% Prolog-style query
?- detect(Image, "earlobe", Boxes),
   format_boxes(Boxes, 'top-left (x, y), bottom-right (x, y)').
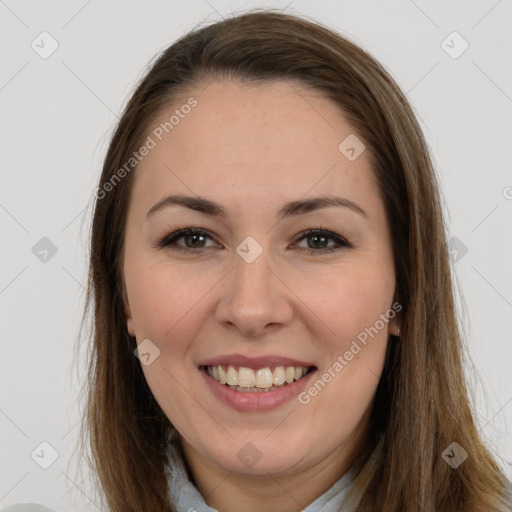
top-left (122, 277), bottom-right (136, 337)
top-left (389, 292), bottom-right (401, 337)
top-left (389, 316), bottom-right (400, 337)
top-left (124, 300), bottom-right (136, 337)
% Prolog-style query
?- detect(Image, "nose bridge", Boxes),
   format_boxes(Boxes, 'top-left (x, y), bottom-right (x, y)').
top-left (232, 237), bottom-right (275, 309)
top-left (215, 236), bottom-right (292, 336)
top-left (234, 240), bottom-right (272, 296)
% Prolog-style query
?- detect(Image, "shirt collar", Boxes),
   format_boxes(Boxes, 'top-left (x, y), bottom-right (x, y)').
top-left (165, 442), bottom-right (360, 512)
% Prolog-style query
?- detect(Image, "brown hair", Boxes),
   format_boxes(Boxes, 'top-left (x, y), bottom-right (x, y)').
top-left (76, 8), bottom-right (512, 511)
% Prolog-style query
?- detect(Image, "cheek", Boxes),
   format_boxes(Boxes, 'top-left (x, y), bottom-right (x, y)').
top-left (298, 265), bottom-right (392, 431)
top-left (124, 260), bottom-right (213, 411)
top-left (126, 258), bottom-right (224, 388)
top-left (124, 257), bottom-right (218, 352)
top-left (292, 261), bottom-right (393, 348)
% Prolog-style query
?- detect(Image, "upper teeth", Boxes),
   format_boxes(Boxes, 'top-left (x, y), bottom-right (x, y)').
top-left (206, 365), bottom-right (309, 388)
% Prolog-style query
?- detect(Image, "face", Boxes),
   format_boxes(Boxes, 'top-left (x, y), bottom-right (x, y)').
top-left (122, 79), bottom-right (398, 477)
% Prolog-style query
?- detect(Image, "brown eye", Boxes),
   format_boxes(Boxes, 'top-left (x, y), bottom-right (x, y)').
top-left (158, 228), bottom-right (218, 251)
top-left (294, 229), bottom-right (351, 255)
top-left (156, 227), bottom-right (351, 256)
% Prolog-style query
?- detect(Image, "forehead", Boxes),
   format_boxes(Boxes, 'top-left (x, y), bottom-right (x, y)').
top-left (132, 79), bottom-right (381, 220)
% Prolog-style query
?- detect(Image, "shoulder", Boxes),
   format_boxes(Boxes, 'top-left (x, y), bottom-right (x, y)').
top-left (2, 505), bottom-right (60, 512)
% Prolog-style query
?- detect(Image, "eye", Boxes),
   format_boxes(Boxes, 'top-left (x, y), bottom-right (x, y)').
top-left (156, 226), bottom-right (352, 255)
top-left (157, 227), bottom-right (218, 252)
top-left (293, 228), bottom-right (352, 255)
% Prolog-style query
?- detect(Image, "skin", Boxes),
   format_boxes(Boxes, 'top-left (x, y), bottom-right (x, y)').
top-left (122, 79), bottom-right (399, 512)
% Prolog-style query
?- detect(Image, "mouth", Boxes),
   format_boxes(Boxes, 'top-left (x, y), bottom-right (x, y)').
top-left (197, 354), bottom-right (318, 411)
top-left (200, 364), bottom-right (316, 393)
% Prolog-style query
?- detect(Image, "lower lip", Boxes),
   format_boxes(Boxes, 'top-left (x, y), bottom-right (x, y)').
top-left (199, 367), bottom-right (317, 412)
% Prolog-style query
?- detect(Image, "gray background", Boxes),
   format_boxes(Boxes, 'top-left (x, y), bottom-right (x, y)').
top-left (1, 1), bottom-right (511, 510)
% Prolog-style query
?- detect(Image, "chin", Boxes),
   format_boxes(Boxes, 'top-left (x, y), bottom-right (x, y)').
top-left (203, 438), bottom-right (309, 476)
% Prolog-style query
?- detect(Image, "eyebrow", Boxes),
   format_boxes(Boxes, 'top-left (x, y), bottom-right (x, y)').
top-left (146, 194), bottom-right (367, 220)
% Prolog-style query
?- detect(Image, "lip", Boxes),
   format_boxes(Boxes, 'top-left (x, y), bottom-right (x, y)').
top-left (199, 366), bottom-right (317, 412)
top-left (197, 353), bottom-right (315, 370)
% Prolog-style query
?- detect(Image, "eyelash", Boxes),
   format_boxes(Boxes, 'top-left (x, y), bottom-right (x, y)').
top-left (156, 225), bottom-right (352, 256)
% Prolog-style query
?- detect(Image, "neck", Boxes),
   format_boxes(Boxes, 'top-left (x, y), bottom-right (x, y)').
top-left (180, 438), bottom-right (361, 512)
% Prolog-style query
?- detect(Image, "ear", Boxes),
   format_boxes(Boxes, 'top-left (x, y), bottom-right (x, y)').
top-left (388, 293), bottom-right (401, 337)
top-left (124, 299), bottom-right (136, 337)
top-left (122, 282), bottom-right (136, 337)
top-left (388, 315), bottom-right (400, 337)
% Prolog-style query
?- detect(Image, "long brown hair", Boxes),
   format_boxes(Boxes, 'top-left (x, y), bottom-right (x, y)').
top-left (76, 9), bottom-right (512, 511)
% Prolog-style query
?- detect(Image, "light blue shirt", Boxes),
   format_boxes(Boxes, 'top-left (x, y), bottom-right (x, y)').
top-left (3, 442), bottom-right (361, 512)
top-left (164, 442), bottom-right (360, 512)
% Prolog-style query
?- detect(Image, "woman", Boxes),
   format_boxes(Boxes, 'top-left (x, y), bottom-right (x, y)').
top-left (8, 8), bottom-right (511, 512)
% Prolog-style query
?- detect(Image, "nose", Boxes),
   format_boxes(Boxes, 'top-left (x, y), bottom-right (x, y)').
top-left (214, 245), bottom-right (293, 339)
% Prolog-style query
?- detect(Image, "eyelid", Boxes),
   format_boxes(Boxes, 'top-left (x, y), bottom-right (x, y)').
top-left (292, 228), bottom-right (351, 246)
top-left (156, 226), bottom-right (352, 253)
top-left (156, 226), bottom-right (217, 249)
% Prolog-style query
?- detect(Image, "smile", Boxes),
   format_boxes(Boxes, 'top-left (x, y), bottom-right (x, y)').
top-left (203, 364), bottom-right (314, 392)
